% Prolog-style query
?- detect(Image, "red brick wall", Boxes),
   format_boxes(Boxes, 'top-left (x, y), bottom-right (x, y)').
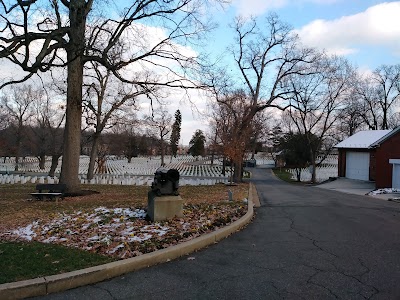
top-left (375, 133), bottom-right (400, 188)
top-left (338, 149), bottom-right (346, 177)
top-left (369, 150), bottom-right (376, 181)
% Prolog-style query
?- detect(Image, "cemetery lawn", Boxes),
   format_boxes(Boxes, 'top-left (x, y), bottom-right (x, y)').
top-left (272, 168), bottom-right (295, 182)
top-left (0, 241), bottom-right (115, 284)
top-left (0, 183), bottom-right (248, 284)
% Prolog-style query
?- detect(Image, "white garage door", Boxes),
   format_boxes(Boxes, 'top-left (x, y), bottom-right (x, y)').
top-left (346, 152), bottom-right (370, 181)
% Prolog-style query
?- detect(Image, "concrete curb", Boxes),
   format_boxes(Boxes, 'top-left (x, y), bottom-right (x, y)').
top-left (249, 183), bottom-right (261, 208)
top-left (0, 187), bottom-right (256, 300)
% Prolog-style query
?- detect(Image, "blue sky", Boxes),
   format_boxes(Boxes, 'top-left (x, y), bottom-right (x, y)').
top-left (173, 1), bottom-right (400, 145)
top-left (207, 1), bottom-right (400, 70)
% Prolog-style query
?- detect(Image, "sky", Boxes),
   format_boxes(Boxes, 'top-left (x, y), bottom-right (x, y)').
top-left (171, 0), bottom-right (400, 145)
top-left (2, 1), bottom-right (399, 147)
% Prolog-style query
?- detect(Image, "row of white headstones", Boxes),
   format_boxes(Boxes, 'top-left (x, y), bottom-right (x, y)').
top-left (0, 155), bottom-right (264, 186)
top-left (285, 155), bottom-right (339, 182)
top-left (0, 154), bottom-right (338, 185)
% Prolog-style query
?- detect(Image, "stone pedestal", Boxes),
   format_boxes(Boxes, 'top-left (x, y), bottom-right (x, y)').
top-left (147, 191), bottom-right (183, 222)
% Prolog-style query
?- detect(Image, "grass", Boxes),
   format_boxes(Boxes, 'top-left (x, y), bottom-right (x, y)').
top-left (0, 242), bottom-right (115, 284)
top-left (272, 168), bottom-right (296, 183)
top-left (0, 183), bottom-right (248, 284)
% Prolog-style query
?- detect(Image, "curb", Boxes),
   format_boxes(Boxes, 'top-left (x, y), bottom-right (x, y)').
top-left (0, 187), bottom-right (256, 300)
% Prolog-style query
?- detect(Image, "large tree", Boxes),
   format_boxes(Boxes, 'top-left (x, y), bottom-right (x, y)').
top-left (284, 55), bottom-right (353, 183)
top-left (83, 61), bottom-right (146, 180)
top-left (207, 14), bottom-right (317, 180)
top-left (211, 91), bottom-right (254, 182)
top-left (0, 0), bottom-right (219, 192)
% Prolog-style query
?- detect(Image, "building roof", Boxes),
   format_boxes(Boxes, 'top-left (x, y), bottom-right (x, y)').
top-left (370, 126), bottom-right (400, 147)
top-left (335, 130), bottom-right (391, 149)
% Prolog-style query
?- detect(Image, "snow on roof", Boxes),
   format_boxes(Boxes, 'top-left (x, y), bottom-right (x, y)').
top-left (335, 130), bottom-right (391, 149)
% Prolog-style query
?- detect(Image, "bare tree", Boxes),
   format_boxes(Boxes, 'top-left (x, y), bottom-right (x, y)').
top-left (145, 107), bottom-right (172, 166)
top-left (0, 0), bottom-right (221, 192)
top-left (284, 56), bottom-right (353, 183)
top-left (1, 85), bottom-right (36, 170)
top-left (206, 119), bottom-right (222, 166)
top-left (372, 64), bottom-right (400, 129)
top-left (205, 14), bottom-right (317, 180)
top-left (211, 91), bottom-right (255, 182)
top-left (355, 64), bottom-right (400, 130)
top-left (29, 85), bottom-right (65, 173)
top-left (83, 61), bottom-right (148, 180)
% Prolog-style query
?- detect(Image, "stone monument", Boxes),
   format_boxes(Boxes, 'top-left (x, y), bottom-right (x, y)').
top-left (147, 168), bottom-right (183, 222)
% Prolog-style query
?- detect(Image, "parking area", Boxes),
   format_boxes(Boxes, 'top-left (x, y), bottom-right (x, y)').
top-left (315, 177), bottom-right (399, 201)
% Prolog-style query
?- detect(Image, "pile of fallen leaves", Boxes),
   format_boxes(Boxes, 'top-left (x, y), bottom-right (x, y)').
top-left (0, 202), bottom-right (247, 259)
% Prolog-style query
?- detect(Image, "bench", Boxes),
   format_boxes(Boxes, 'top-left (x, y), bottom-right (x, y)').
top-left (31, 184), bottom-right (67, 201)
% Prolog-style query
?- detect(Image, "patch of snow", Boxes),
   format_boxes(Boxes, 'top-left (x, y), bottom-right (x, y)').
top-left (88, 235), bottom-right (100, 241)
top-left (107, 243), bottom-right (125, 254)
top-left (12, 222), bottom-right (38, 241)
top-left (42, 236), bottom-right (59, 243)
top-left (368, 188), bottom-right (400, 195)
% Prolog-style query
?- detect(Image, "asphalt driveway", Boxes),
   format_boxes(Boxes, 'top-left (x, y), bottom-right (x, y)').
top-left (32, 167), bottom-right (400, 300)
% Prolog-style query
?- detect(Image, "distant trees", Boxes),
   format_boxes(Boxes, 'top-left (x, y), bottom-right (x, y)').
top-left (170, 110), bottom-right (182, 158)
top-left (284, 55), bottom-right (353, 182)
top-left (354, 64), bottom-right (400, 130)
top-left (82, 60), bottom-right (146, 180)
top-left (1, 85), bottom-right (35, 170)
top-left (189, 130), bottom-right (206, 157)
top-left (30, 86), bottom-right (65, 176)
top-left (202, 14), bottom-right (400, 184)
top-left (266, 124), bottom-right (285, 167)
top-left (281, 132), bottom-right (319, 182)
top-left (0, 0), bottom-right (221, 192)
top-left (145, 108), bottom-right (172, 166)
top-left (204, 13), bottom-right (317, 181)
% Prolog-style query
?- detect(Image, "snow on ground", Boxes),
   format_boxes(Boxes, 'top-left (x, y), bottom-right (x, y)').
top-left (0, 203), bottom-right (247, 259)
top-left (368, 188), bottom-right (400, 195)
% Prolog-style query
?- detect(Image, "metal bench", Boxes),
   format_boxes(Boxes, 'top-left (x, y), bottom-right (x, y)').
top-left (31, 183), bottom-right (66, 201)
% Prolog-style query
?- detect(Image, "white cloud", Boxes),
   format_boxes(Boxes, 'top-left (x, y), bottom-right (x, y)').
top-left (294, 2), bottom-right (400, 56)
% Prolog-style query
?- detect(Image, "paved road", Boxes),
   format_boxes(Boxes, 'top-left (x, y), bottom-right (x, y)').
top-left (32, 167), bottom-right (400, 300)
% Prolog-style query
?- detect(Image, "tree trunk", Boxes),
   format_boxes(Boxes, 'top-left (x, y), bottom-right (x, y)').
top-left (14, 156), bottom-right (19, 171)
top-left (87, 133), bottom-right (100, 180)
top-left (38, 154), bottom-right (46, 170)
top-left (233, 158), bottom-right (244, 183)
top-left (59, 1), bottom-right (86, 193)
top-left (382, 110), bottom-right (388, 130)
top-left (296, 168), bottom-right (301, 182)
top-left (311, 157), bottom-right (317, 183)
top-left (48, 155), bottom-right (61, 177)
top-left (160, 144), bottom-right (165, 166)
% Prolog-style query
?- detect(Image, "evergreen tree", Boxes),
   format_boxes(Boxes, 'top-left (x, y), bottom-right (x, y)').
top-left (281, 132), bottom-right (319, 181)
top-left (170, 110), bottom-right (182, 157)
top-left (189, 129), bottom-right (206, 157)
